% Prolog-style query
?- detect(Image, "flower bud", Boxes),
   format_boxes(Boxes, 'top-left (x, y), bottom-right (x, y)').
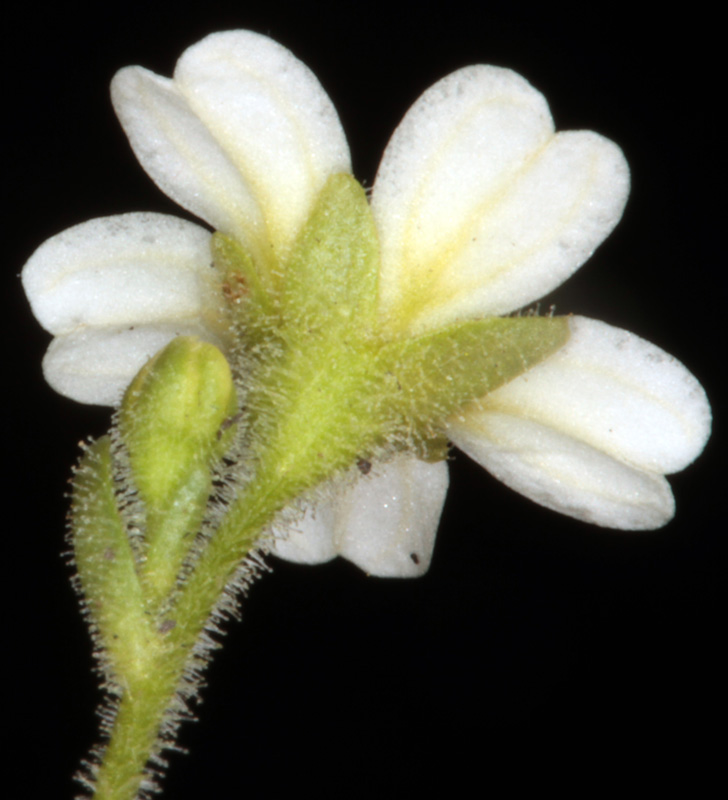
top-left (119, 336), bottom-right (237, 511)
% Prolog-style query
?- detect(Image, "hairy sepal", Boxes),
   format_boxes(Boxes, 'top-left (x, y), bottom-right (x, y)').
top-left (377, 315), bottom-right (571, 434)
top-left (71, 436), bottom-right (159, 688)
top-left (211, 232), bottom-right (277, 322)
top-left (242, 173), bottom-right (386, 495)
top-left (281, 172), bottom-right (379, 331)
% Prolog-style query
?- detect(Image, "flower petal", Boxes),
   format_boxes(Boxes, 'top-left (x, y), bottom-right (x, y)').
top-left (335, 456), bottom-right (449, 577)
top-left (42, 321), bottom-right (227, 406)
top-left (269, 499), bottom-right (338, 565)
top-left (175, 31), bottom-right (351, 255)
top-left (372, 66), bottom-right (629, 333)
top-left (450, 412), bottom-right (675, 529)
top-left (447, 317), bottom-right (711, 529)
top-left (272, 456), bottom-right (449, 577)
top-left (113, 30), bottom-right (351, 265)
top-left (21, 213), bottom-right (217, 335)
top-left (111, 67), bottom-right (262, 251)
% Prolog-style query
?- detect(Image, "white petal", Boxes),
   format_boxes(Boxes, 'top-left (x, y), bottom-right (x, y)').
top-left (472, 317), bottom-right (710, 473)
top-left (450, 411), bottom-right (675, 529)
top-left (447, 316), bottom-right (711, 529)
top-left (271, 456), bottom-right (449, 577)
top-left (335, 456), bottom-right (449, 577)
top-left (270, 501), bottom-right (338, 565)
top-left (173, 31), bottom-right (351, 260)
top-left (111, 67), bottom-right (262, 250)
top-left (372, 66), bottom-right (629, 333)
top-left (42, 321), bottom-right (228, 406)
top-left (21, 213), bottom-right (216, 335)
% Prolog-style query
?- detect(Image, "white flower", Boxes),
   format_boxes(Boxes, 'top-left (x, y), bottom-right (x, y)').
top-left (21, 31), bottom-right (711, 576)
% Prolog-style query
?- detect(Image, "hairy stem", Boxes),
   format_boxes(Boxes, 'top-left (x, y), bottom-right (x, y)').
top-left (92, 676), bottom-right (178, 800)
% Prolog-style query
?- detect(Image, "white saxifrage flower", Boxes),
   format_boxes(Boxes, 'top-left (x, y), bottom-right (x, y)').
top-left (21, 31), bottom-right (711, 577)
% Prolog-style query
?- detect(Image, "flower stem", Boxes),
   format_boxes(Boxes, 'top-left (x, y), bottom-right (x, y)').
top-left (92, 675), bottom-right (178, 800)
top-left (82, 487), bottom-right (273, 799)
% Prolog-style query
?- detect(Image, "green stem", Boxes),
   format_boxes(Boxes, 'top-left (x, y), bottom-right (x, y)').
top-left (93, 675), bottom-right (178, 800)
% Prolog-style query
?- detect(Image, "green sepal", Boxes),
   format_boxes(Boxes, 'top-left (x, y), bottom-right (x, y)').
top-left (376, 315), bottom-right (571, 430)
top-left (280, 173), bottom-right (379, 333)
top-left (211, 231), bottom-right (277, 321)
top-left (248, 334), bottom-right (388, 498)
top-left (70, 436), bottom-right (158, 685)
top-left (238, 174), bottom-right (384, 494)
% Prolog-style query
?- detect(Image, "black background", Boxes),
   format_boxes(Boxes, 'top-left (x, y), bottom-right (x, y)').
top-left (6, 3), bottom-right (722, 796)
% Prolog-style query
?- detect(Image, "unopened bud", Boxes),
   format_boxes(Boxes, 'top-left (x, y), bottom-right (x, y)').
top-left (119, 337), bottom-right (237, 510)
